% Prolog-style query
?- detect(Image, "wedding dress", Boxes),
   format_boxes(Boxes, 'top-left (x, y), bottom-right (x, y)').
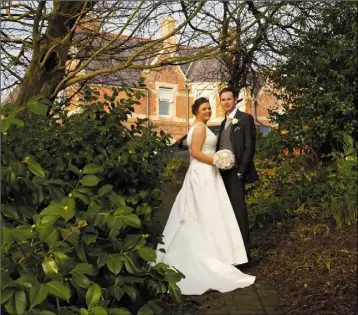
top-left (156, 123), bottom-right (255, 295)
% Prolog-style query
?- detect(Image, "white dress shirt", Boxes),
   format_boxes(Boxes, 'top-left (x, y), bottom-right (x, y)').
top-left (225, 107), bottom-right (238, 129)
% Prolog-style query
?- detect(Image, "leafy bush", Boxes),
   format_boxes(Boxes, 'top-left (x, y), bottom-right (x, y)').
top-left (1, 87), bottom-right (183, 315)
top-left (162, 156), bottom-right (190, 185)
top-left (321, 135), bottom-right (357, 228)
top-left (247, 134), bottom-right (357, 229)
top-left (255, 130), bottom-right (294, 160)
top-left (269, 2), bottom-right (357, 155)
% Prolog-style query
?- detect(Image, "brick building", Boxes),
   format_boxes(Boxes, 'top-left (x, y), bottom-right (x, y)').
top-left (65, 18), bottom-right (282, 140)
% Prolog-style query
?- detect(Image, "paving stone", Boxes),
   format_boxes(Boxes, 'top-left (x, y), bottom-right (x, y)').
top-left (175, 269), bottom-right (280, 315)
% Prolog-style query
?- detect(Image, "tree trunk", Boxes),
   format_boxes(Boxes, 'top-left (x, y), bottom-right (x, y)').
top-left (16, 1), bottom-right (93, 106)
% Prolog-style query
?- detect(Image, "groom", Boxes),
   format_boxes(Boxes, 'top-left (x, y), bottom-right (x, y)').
top-left (216, 87), bottom-right (259, 267)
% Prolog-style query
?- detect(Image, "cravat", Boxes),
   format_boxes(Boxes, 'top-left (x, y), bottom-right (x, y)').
top-left (225, 118), bottom-right (231, 129)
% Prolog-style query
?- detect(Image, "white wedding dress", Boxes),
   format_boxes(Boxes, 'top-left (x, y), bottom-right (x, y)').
top-left (156, 123), bottom-right (255, 295)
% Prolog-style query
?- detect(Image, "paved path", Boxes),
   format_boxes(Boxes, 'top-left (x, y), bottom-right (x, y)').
top-left (157, 184), bottom-right (281, 315)
top-left (181, 269), bottom-right (280, 315)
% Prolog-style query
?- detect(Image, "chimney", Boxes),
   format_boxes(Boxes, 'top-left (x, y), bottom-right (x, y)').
top-left (78, 15), bottom-right (101, 33)
top-left (159, 17), bottom-right (176, 47)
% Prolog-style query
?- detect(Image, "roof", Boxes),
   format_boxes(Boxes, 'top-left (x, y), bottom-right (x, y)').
top-left (72, 30), bottom-right (223, 86)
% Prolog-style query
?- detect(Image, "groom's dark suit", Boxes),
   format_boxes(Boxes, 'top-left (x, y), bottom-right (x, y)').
top-left (216, 109), bottom-right (258, 258)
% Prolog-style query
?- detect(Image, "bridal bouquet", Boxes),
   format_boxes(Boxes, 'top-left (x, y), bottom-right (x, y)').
top-left (213, 149), bottom-right (235, 170)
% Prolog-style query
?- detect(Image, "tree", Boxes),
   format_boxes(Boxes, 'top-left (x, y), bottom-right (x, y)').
top-left (180, 0), bottom-right (321, 95)
top-left (1, 0), bottom-right (219, 106)
top-left (269, 2), bottom-right (357, 154)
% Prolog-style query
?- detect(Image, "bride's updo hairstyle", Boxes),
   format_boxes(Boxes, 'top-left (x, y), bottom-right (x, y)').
top-left (192, 97), bottom-right (209, 116)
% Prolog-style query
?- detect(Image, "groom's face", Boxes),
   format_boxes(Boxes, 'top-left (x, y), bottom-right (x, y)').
top-left (220, 92), bottom-right (237, 114)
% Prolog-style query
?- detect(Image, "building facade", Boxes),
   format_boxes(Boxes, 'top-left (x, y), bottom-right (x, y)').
top-left (63, 17), bottom-right (281, 141)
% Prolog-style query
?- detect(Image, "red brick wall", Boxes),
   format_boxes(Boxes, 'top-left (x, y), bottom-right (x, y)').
top-left (65, 70), bottom-right (280, 141)
top-left (254, 85), bottom-right (280, 127)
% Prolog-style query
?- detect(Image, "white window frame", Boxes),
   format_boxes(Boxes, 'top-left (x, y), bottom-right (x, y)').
top-left (158, 87), bottom-right (173, 117)
top-left (196, 89), bottom-right (216, 118)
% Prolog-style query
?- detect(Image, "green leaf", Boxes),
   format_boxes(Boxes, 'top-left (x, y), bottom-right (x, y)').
top-left (109, 194), bottom-right (126, 207)
top-left (48, 186), bottom-right (65, 201)
top-left (82, 232), bottom-right (97, 245)
top-left (122, 213), bottom-right (141, 228)
top-left (106, 254), bottom-right (123, 275)
top-left (72, 272), bottom-right (92, 289)
top-left (76, 243), bottom-right (88, 262)
top-left (1, 118), bottom-right (11, 132)
top-left (123, 284), bottom-right (137, 302)
top-left (12, 118), bottom-right (24, 127)
top-left (38, 224), bottom-right (58, 248)
top-left (83, 163), bottom-right (104, 175)
top-left (168, 283), bottom-right (181, 303)
top-left (1, 288), bottom-right (15, 304)
top-left (40, 215), bottom-right (58, 225)
top-left (42, 257), bottom-right (59, 276)
top-left (124, 255), bottom-right (141, 274)
top-left (114, 206), bottom-right (133, 215)
top-left (97, 254), bottom-right (108, 269)
top-left (47, 179), bottom-right (67, 186)
top-left (12, 226), bottom-right (33, 243)
top-left (164, 268), bottom-right (184, 283)
top-left (68, 164), bottom-right (81, 175)
top-left (28, 159), bottom-right (46, 178)
top-left (123, 234), bottom-right (142, 252)
top-left (138, 247), bottom-right (156, 262)
top-left (75, 192), bottom-right (90, 205)
top-left (80, 308), bottom-right (89, 315)
top-left (40, 197), bottom-right (75, 222)
top-left (106, 217), bottom-right (124, 230)
top-left (108, 308), bottom-right (131, 315)
top-left (1, 272), bottom-right (16, 290)
top-left (46, 281), bottom-right (71, 301)
top-left (98, 184), bottom-right (113, 197)
top-left (14, 274), bottom-right (37, 290)
top-left (112, 287), bottom-right (124, 302)
top-left (86, 283), bottom-right (101, 308)
top-left (30, 284), bottom-right (48, 309)
top-left (137, 306), bottom-right (154, 315)
top-left (1, 226), bottom-right (14, 246)
top-left (80, 175), bottom-right (100, 187)
top-left (89, 306), bottom-right (107, 315)
top-left (53, 252), bottom-right (71, 269)
top-left (5, 289), bottom-right (27, 315)
top-left (27, 99), bottom-right (48, 116)
top-left (72, 263), bottom-right (96, 276)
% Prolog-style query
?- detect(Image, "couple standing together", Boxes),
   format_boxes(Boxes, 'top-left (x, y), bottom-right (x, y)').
top-left (156, 87), bottom-right (259, 295)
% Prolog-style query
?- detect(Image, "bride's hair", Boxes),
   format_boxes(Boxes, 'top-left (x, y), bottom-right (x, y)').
top-left (192, 97), bottom-right (209, 116)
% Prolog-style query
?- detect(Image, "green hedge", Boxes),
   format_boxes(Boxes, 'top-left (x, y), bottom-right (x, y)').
top-left (1, 87), bottom-right (183, 315)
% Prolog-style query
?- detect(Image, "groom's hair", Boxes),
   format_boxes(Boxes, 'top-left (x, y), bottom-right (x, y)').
top-left (219, 87), bottom-right (238, 99)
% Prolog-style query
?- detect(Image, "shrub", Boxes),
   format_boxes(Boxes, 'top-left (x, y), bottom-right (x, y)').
top-left (255, 130), bottom-right (293, 160)
top-left (1, 87), bottom-right (183, 315)
top-left (247, 134), bottom-right (357, 229)
top-left (321, 135), bottom-right (357, 228)
top-left (162, 156), bottom-right (190, 185)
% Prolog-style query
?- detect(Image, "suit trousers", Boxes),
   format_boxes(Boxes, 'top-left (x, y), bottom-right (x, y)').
top-left (221, 169), bottom-right (250, 257)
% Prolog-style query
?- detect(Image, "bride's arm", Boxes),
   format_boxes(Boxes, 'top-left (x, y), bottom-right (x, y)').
top-left (191, 124), bottom-right (214, 165)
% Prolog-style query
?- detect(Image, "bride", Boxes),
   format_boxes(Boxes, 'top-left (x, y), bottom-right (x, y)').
top-left (156, 97), bottom-right (255, 295)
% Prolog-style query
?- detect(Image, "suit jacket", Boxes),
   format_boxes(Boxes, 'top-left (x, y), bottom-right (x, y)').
top-left (216, 110), bottom-right (259, 183)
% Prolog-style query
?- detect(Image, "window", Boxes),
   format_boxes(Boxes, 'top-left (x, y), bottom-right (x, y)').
top-left (196, 89), bottom-right (215, 105)
top-left (159, 88), bottom-right (173, 116)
